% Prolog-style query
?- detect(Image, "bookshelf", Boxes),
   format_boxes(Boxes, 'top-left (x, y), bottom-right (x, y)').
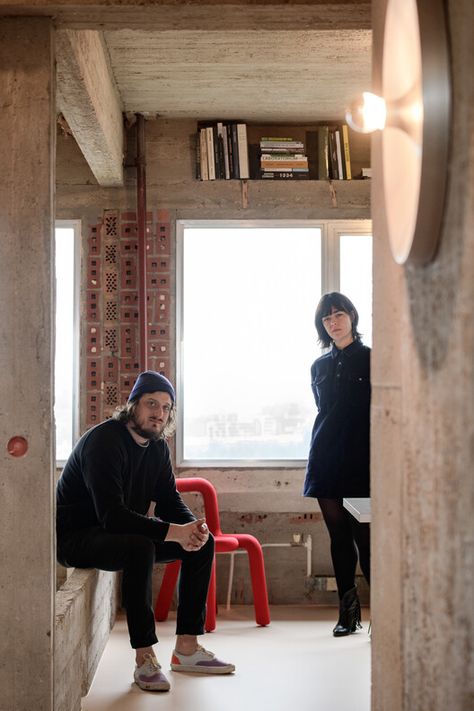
top-left (195, 122), bottom-right (371, 182)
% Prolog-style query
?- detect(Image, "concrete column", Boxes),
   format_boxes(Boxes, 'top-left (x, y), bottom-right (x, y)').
top-left (371, 1), bottom-right (474, 709)
top-left (0, 18), bottom-right (55, 711)
top-left (371, 145), bottom-right (405, 711)
top-left (370, 3), bottom-right (404, 709)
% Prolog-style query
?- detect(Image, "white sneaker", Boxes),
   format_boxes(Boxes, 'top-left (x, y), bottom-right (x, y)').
top-left (134, 653), bottom-right (171, 691)
top-left (171, 645), bottom-right (235, 674)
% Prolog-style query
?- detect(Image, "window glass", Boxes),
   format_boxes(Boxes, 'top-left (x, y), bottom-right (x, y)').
top-left (179, 222), bottom-right (372, 466)
top-left (340, 234), bottom-right (373, 347)
top-left (181, 226), bottom-right (321, 463)
top-left (55, 225), bottom-right (78, 461)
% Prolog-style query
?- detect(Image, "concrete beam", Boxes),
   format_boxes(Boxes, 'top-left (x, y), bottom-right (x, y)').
top-left (56, 29), bottom-right (124, 187)
top-left (0, 2), bottom-right (371, 31)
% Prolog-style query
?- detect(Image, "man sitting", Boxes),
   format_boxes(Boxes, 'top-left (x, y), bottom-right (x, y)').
top-left (56, 370), bottom-right (234, 692)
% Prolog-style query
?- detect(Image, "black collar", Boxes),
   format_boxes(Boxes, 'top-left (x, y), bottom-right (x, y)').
top-left (331, 339), bottom-right (361, 359)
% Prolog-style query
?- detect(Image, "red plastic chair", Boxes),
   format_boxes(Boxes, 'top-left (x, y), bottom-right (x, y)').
top-left (154, 477), bottom-right (270, 632)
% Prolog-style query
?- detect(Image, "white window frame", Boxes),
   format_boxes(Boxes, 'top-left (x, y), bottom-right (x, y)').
top-left (55, 219), bottom-right (81, 466)
top-left (176, 219), bottom-right (371, 468)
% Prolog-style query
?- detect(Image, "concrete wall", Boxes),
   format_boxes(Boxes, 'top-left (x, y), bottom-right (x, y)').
top-left (371, 1), bottom-right (474, 709)
top-left (55, 569), bottom-right (119, 711)
top-left (56, 118), bottom-right (371, 607)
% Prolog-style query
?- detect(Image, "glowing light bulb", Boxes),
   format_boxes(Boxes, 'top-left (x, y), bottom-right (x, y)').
top-left (345, 92), bottom-right (387, 134)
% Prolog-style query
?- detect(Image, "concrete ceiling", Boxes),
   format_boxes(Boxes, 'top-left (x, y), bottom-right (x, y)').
top-left (103, 27), bottom-right (371, 123)
top-left (4, 1), bottom-right (372, 185)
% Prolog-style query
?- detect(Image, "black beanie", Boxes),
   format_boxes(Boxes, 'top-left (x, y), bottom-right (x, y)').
top-left (128, 371), bottom-right (175, 403)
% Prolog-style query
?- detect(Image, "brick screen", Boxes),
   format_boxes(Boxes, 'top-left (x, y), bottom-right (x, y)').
top-left (84, 209), bottom-right (171, 429)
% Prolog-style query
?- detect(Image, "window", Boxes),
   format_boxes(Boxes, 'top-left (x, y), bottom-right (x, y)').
top-left (334, 226), bottom-right (373, 348)
top-left (55, 221), bottom-right (80, 463)
top-left (177, 220), bottom-right (372, 466)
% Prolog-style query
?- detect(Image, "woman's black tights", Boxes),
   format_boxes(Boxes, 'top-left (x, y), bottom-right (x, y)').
top-left (318, 497), bottom-right (370, 599)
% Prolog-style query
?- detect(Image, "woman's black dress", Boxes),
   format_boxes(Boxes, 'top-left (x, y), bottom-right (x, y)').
top-left (303, 339), bottom-right (371, 499)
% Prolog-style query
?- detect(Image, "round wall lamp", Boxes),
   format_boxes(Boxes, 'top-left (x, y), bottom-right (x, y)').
top-left (346, 0), bottom-right (451, 266)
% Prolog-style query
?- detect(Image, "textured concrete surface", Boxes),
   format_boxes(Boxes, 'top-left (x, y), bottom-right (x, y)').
top-left (371, 1), bottom-right (474, 710)
top-left (56, 29), bottom-right (124, 186)
top-left (9, 1), bottom-right (370, 182)
top-left (103, 27), bottom-right (370, 122)
top-left (55, 569), bottom-right (119, 711)
top-left (0, 18), bottom-right (55, 711)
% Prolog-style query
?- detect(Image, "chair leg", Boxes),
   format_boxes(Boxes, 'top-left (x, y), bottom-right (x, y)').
top-left (205, 558), bottom-right (217, 632)
top-left (237, 535), bottom-right (271, 626)
top-left (226, 551), bottom-right (236, 610)
top-left (154, 560), bottom-right (181, 621)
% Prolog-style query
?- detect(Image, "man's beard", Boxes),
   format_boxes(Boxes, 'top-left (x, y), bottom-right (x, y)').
top-left (129, 413), bottom-right (163, 442)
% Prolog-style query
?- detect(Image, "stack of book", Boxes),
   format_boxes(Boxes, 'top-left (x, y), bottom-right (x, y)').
top-left (259, 137), bottom-right (309, 180)
top-left (196, 122), bottom-right (249, 180)
top-left (318, 124), bottom-right (352, 180)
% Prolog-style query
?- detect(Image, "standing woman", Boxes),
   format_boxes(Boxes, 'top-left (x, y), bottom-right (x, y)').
top-left (303, 292), bottom-right (371, 636)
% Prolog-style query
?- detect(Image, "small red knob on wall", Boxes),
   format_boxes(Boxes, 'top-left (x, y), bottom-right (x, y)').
top-left (7, 436), bottom-right (28, 457)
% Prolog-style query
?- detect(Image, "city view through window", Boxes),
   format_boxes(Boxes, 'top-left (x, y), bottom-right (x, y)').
top-left (179, 223), bottom-right (372, 464)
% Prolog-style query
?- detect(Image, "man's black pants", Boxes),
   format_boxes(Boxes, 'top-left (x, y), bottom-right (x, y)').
top-left (57, 527), bottom-right (215, 649)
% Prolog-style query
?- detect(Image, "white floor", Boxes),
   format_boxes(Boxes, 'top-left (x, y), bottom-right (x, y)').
top-left (82, 606), bottom-right (371, 711)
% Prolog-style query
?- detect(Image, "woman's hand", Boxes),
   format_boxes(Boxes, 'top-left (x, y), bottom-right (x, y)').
top-left (165, 518), bottom-right (209, 551)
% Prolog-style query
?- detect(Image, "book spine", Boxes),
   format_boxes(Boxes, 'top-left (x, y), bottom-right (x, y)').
top-left (261, 167), bottom-right (309, 173)
top-left (221, 123), bottom-right (230, 179)
top-left (206, 126), bottom-right (215, 180)
top-left (259, 147), bottom-right (304, 154)
top-left (237, 123), bottom-right (249, 179)
top-left (231, 123), bottom-right (240, 179)
top-left (260, 136), bottom-right (295, 142)
top-left (216, 123), bottom-right (225, 179)
top-left (318, 126), bottom-right (329, 180)
top-left (335, 129), bottom-right (344, 180)
top-left (261, 162), bottom-right (308, 170)
top-left (199, 128), bottom-right (208, 181)
top-left (212, 125), bottom-right (221, 179)
top-left (341, 124), bottom-right (352, 180)
top-left (261, 154), bottom-right (307, 160)
top-left (328, 129), bottom-right (338, 179)
top-left (195, 133), bottom-right (201, 180)
top-left (226, 124), bottom-right (235, 178)
top-left (260, 171), bottom-right (309, 180)
top-left (260, 143), bottom-right (304, 150)
top-left (248, 143), bottom-right (260, 180)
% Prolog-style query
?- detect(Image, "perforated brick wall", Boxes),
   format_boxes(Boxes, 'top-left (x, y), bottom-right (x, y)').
top-left (84, 209), bottom-right (172, 430)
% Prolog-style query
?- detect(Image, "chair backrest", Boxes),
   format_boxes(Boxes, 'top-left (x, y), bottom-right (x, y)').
top-left (176, 477), bottom-right (223, 536)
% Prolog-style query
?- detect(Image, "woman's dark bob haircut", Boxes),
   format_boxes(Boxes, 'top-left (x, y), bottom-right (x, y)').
top-left (314, 291), bottom-right (362, 347)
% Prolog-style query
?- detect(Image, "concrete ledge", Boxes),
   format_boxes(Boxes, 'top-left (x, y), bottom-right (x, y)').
top-left (55, 568), bottom-right (119, 711)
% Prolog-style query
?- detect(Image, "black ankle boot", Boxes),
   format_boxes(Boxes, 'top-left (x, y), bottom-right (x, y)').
top-left (333, 586), bottom-right (362, 637)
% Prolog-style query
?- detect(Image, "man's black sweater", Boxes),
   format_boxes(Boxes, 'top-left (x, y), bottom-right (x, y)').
top-left (56, 419), bottom-right (194, 542)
